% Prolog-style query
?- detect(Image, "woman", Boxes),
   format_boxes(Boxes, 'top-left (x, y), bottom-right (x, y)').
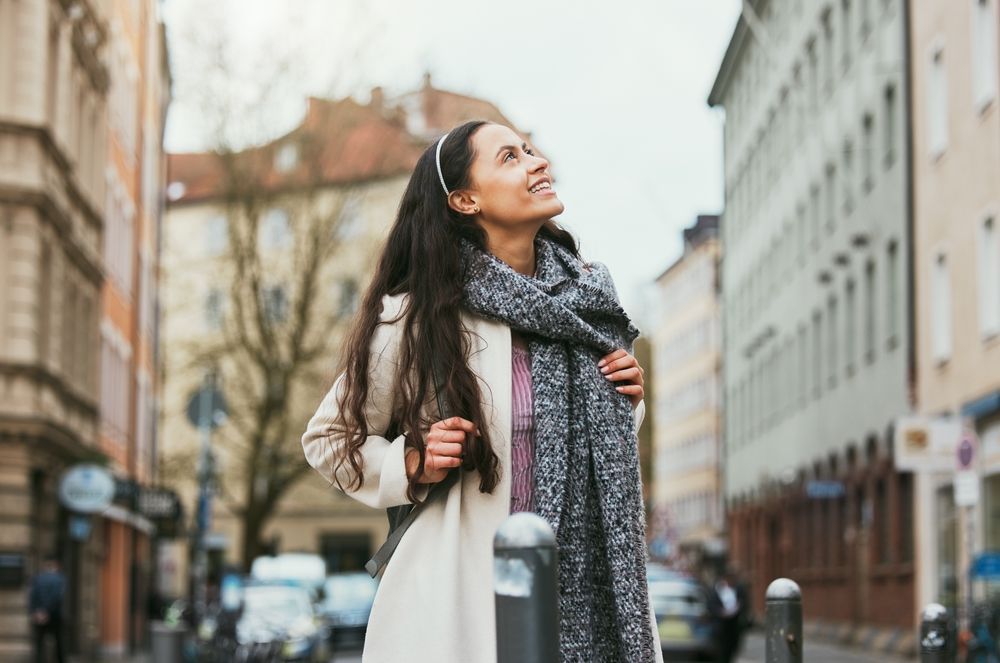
top-left (302, 120), bottom-right (662, 662)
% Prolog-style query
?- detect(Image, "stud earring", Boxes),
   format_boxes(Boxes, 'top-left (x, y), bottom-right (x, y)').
top-left (473, 206), bottom-right (480, 213)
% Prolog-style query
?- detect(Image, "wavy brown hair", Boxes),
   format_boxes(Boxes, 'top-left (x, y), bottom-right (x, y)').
top-left (328, 120), bottom-right (579, 502)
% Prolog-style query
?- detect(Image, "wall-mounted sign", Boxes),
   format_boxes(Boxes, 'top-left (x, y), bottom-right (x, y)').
top-left (58, 464), bottom-right (115, 514)
top-left (806, 480), bottom-right (846, 499)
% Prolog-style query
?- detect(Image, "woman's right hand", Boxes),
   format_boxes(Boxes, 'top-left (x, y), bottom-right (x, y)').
top-left (405, 417), bottom-right (477, 484)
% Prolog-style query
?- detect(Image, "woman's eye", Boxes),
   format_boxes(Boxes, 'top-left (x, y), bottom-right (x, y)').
top-left (504, 152), bottom-right (515, 162)
top-left (525, 148), bottom-right (535, 156)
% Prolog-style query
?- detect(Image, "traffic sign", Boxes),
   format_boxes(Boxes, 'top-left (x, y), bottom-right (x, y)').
top-left (955, 470), bottom-right (980, 507)
top-left (957, 432), bottom-right (977, 470)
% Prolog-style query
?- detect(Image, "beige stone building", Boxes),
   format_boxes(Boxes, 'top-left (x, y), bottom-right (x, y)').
top-left (649, 215), bottom-right (722, 560)
top-left (160, 79), bottom-right (527, 577)
top-left (909, 0), bottom-right (1000, 620)
top-left (0, 0), bottom-right (169, 659)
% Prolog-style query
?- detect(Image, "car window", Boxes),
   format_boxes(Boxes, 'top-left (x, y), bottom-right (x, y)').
top-left (243, 586), bottom-right (313, 619)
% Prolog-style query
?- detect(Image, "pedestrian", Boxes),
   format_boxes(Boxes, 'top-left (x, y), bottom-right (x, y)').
top-left (302, 120), bottom-right (662, 662)
top-left (713, 569), bottom-right (750, 663)
top-left (28, 554), bottom-right (66, 663)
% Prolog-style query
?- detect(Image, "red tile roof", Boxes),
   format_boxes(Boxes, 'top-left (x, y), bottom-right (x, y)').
top-left (167, 78), bottom-right (530, 205)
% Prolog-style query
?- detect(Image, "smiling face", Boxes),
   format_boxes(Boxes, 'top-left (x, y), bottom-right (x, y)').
top-left (451, 123), bottom-right (564, 230)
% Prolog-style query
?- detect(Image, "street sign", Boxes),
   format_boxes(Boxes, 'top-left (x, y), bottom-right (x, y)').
top-left (957, 431), bottom-right (978, 471)
top-left (894, 416), bottom-right (963, 472)
top-left (955, 470), bottom-right (980, 507)
top-left (971, 553), bottom-right (1000, 579)
top-left (59, 464), bottom-right (115, 513)
top-left (185, 381), bottom-right (228, 430)
top-left (806, 480), bottom-right (846, 499)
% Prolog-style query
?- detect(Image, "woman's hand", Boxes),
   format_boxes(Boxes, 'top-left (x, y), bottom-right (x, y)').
top-left (405, 417), bottom-right (477, 484)
top-left (598, 349), bottom-right (645, 408)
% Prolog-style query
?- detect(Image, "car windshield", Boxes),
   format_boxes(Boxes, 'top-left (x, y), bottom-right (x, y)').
top-left (650, 580), bottom-right (709, 618)
top-left (324, 575), bottom-right (377, 610)
top-left (243, 586), bottom-right (313, 620)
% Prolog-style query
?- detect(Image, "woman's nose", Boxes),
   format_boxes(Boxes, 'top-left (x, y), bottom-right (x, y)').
top-left (529, 154), bottom-right (549, 172)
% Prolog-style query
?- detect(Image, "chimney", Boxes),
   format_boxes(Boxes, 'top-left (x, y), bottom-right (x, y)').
top-left (370, 86), bottom-right (384, 112)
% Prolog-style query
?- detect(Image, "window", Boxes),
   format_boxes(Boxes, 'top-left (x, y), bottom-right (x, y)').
top-left (972, 0), bottom-right (998, 111)
top-left (206, 215), bottom-right (228, 257)
top-left (262, 285), bottom-right (288, 323)
top-left (828, 297), bottom-right (838, 387)
top-left (846, 279), bottom-right (857, 375)
top-left (843, 139), bottom-right (854, 214)
top-left (865, 261), bottom-right (876, 363)
top-left (260, 208), bottom-right (291, 251)
top-left (813, 310), bottom-right (823, 397)
top-left (810, 184), bottom-right (821, 248)
top-left (797, 203), bottom-right (807, 265)
top-left (822, 10), bottom-right (835, 96)
top-left (274, 143), bottom-right (299, 172)
top-left (978, 215), bottom-right (999, 337)
top-left (38, 243), bottom-right (52, 364)
top-left (862, 114), bottom-right (875, 193)
top-left (205, 288), bottom-right (225, 331)
top-left (825, 162), bottom-right (837, 232)
top-left (887, 241), bottom-right (899, 347)
top-left (338, 279), bottom-right (359, 318)
top-left (931, 252), bottom-right (952, 363)
top-left (798, 324), bottom-right (807, 406)
top-left (807, 41), bottom-right (819, 109)
top-left (899, 473), bottom-right (914, 563)
top-left (841, 0), bottom-right (853, 71)
top-left (884, 85), bottom-right (898, 166)
top-left (928, 46), bottom-right (949, 158)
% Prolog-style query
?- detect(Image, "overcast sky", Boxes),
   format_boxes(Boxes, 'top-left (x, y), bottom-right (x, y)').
top-left (163, 0), bottom-right (741, 324)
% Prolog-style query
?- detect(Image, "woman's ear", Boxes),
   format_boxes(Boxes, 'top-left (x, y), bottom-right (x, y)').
top-left (448, 190), bottom-right (480, 216)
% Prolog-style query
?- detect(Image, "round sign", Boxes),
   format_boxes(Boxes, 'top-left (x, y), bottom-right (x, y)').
top-left (58, 464), bottom-right (115, 514)
top-left (958, 433), bottom-right (978, 470)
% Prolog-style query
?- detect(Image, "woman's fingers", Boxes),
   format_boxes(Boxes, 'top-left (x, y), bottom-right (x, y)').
top-left (604, 366), bottom-right (643, 384)
top-left (432, 416), bottom-right (478, 433)
top-left (428, 429), bottom-right (468, 444)
top-left (427, 441), bottom-right (464, 458)
top-left (597, 348), bottom-right (627, 368)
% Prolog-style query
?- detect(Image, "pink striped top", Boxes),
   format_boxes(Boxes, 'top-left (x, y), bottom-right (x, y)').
top-left (509, 345), bottom-right (535, 514)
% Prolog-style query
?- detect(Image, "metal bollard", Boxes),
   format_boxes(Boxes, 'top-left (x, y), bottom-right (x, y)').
top-left (765, 578), bottom-right (802, 663)
top-left (494, 512), bottom-right (561, 663)
top-left (919, 603), bottom-right (954, 663)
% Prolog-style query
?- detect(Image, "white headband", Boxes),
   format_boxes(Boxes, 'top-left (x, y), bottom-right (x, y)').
top-left (435, 132), bottom-right (450, 196)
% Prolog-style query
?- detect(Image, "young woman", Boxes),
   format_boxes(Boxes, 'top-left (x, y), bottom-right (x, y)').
top-left (302, 120), bottom-right (663, 662)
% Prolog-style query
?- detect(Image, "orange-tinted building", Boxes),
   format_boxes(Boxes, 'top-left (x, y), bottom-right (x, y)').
top-left (97, 0), bottom-right (170, 657)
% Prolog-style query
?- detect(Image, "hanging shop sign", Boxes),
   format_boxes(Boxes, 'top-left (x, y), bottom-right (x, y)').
top-left (58, 464), bottom-right (115, 514)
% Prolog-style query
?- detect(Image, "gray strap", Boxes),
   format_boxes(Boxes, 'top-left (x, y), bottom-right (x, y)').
top-left (364, 364), bottom-right (459, 578)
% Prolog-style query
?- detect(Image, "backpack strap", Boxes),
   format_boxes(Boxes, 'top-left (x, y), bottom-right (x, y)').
top-left (364, 364), bottom-right (460, 578)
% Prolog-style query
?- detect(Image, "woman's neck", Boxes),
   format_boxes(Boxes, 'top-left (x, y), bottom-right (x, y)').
top-left (486, 230), bottom-right (537, 277)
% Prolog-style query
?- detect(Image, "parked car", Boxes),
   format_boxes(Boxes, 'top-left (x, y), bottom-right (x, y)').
top-left (239, 583), bottom-right (327, 662)
top-left (649, 576), bottom-right (719, 661)
top-left (320, 572), bottom-right (378, 649)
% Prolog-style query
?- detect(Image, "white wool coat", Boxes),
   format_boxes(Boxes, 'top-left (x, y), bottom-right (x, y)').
top-left (302, 294), bottom-right (663, 663)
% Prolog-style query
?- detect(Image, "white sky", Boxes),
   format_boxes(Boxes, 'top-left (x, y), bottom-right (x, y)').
top-left (162, 0), bottom-right (742, 323)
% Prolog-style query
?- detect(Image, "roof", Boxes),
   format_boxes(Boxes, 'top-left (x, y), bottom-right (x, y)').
top-left (167, 75), bottom-right (530, 205)
top-left (707, 8), bottom-right (751, 108)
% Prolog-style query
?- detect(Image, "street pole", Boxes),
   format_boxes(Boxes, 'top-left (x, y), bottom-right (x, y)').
top-left (494, 513), bottom-right (560, 663)
top-left (765, 578), bottom-right (802, 663)
top-left (192, 370), bottom-right (217, 630)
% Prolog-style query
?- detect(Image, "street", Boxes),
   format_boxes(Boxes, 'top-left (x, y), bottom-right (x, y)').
top-left (736, 631), bottom-right (914, 663)
top-left (324, 633), bottom-right (917, 663)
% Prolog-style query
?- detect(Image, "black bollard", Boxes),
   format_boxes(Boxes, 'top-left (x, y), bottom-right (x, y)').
top-left (765, 578), bottom-right (802, 663)
top-left (919, 603), bottom-right (954, 663)
top-left (494, 512), bottom-right (561, 663)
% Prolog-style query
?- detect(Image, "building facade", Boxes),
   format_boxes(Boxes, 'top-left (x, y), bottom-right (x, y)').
top-left (708, 0), bottom-right (916, 641)
top-left (0, 0), bottom-right (168, 659)
top-left (649, 215), bottom-right (723, 562)
top-left (160, 79), bottom-right (529, 580)
top-left (909, 0), bottom-right (1000, 620)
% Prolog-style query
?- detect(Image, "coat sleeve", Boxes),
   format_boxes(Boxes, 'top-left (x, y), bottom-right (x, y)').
top-left (301, 295), bottom-right (427, 509)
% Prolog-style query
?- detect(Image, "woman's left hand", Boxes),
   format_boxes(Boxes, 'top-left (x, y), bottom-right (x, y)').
top-left (598, 349), bottom-right (644, 408)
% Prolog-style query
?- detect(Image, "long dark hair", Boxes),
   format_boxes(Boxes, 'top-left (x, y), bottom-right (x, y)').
top-left (330, 120), bottom-right (579, 501)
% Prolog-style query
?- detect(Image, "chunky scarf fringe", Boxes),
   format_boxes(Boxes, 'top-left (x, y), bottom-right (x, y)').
top-left (460, 237), bottom-right (656, 663)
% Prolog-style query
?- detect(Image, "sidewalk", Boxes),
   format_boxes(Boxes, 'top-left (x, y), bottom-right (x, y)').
top-left (737, 630), bottom-right (915, 662)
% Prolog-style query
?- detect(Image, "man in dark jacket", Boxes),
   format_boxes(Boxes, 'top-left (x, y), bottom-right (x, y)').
top-left (29, 555), bottom-right (66, 663)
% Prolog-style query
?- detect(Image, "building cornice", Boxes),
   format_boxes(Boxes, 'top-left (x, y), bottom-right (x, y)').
top-left (0, 363), bottom-right (100, 417)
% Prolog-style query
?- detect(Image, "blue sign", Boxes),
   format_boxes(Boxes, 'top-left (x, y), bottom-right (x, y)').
top-left (971, 553), bottom-right (1000, 579)
top-left (806, 480), bottom-right (846, 499)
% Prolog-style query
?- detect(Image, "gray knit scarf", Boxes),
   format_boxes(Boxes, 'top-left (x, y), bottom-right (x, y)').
top-left (460, 237), bottom-right (656, 663)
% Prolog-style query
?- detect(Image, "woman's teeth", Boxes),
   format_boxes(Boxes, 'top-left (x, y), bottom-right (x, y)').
top-left (529, 182), bottom-right (551, 194)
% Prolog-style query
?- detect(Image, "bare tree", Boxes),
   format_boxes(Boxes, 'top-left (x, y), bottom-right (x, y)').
top-left (164, 4), bottom-right (387, 568)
